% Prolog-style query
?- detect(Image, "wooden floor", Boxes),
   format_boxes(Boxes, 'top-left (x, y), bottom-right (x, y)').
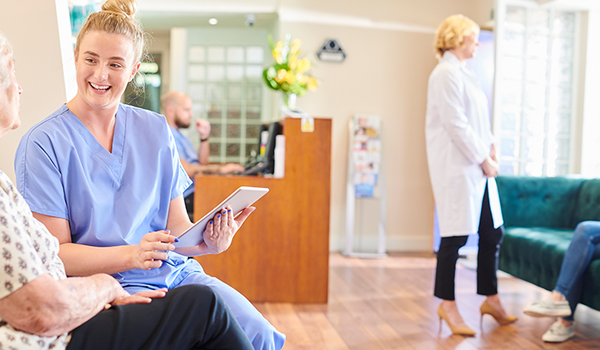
top-left (254, 253), bottom-right (600, 350)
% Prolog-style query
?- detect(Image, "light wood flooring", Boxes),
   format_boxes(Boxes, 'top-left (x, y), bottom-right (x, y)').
top-left (254, 252), bottom-right (600, 350)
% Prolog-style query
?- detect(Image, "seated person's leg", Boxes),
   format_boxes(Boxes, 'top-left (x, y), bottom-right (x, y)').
top-left (554, 221), bottom-right (600, 317)
top-left (523, 221), bottom-right (600, 343)
top-left (67, 284), bottom-right (252, 350)
top-left (525, 221), bottom-right (600, 317)
top-left (177, 265), bottom-right (286, 350)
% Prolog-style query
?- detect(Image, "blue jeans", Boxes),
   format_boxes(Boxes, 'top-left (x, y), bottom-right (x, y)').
top-left (555, 221), bottom-right (600, 321)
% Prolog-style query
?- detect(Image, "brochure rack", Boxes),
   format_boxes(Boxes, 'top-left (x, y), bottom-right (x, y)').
top-left (344, 115), bottom-right (387, 258)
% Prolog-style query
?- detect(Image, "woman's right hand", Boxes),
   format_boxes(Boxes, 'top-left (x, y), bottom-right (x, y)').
top-left (131, 230), bottom-right (177, 270)
top-left (481, 156), bottom-right (499, 178)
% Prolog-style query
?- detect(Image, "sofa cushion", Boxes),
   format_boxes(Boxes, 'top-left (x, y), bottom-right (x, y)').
top-left (499, 227), bottom-right (573, 290)
top-left (571, 179), bottom-right (600, 228)
top-left (496, 176), bottom-right (585, 230)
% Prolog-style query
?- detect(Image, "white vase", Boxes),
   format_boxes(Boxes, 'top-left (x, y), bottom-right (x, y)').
top-left (284, 93), bottom-right (297, 110)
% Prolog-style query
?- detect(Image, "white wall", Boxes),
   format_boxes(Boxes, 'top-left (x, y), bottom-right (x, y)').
top-left (279, 21), bottom-right (437, 251)
top-left (0, 0), bottom-right (75, 182)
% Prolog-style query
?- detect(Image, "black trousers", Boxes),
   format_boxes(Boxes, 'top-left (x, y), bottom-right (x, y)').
top-left (185, 192), bottom-right (195, 221)
top-left (67, 284), bottom-right (253, 350)
top-left (434, 181), bottom-right (505, 301)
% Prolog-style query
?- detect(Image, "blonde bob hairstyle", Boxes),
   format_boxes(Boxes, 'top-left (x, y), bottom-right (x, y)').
top-left (0, 32), bottom-right (13, 88)
top-left (75, 0), bottom-right (147, 65)
top-left (434, 14), bottom-right (479, 59)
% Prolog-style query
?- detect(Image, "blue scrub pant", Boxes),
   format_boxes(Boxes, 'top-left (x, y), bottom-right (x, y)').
top-left (554, 221), bottom-right (600, 321)
top-left (124, 259), bottom-right (286, 350)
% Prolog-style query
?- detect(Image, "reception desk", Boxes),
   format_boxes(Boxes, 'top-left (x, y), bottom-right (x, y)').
top-left (193, 117), bottom-right (331, 303)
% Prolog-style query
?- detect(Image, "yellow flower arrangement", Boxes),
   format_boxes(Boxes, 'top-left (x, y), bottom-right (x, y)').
top-left (263, 34), bottom-right (319, 101)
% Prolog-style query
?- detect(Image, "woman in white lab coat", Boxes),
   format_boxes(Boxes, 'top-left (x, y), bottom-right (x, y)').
top-left (426, 14), bottom-right (517, 336)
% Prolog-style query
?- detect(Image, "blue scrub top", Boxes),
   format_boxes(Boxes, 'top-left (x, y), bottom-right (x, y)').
top-left (15, 104), bottom-right (194, 289)
top-left (169, 126), bottom-right (198, 198)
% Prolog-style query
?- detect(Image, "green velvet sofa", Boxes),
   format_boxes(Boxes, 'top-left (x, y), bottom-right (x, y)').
top-left (496, 175), bottom-right (600, 311)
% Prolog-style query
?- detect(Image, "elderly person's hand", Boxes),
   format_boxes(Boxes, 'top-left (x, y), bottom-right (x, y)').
top-left (110, 287), bottom-right (168, 306)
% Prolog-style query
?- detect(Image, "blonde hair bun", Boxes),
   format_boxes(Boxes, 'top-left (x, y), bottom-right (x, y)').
top-left (434, 14), bottom-right (479, 59)
top-left (74, 0), bottom-right (146, 64)
top-left (101, 0), bottom-right (137, 18)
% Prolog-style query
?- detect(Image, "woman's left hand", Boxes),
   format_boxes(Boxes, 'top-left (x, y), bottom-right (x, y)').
top-left (201, 206), bottom-right (255, 254)
top-left (173, 206), bottom-right (255, 257)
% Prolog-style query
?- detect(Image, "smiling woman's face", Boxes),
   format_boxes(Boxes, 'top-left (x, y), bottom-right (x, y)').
top-left (73, 30), bottom-right (139, 111)
top-left (0, 54), bottom-right (23, 138)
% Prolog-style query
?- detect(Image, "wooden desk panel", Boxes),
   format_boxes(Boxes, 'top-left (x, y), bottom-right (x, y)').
top-left (193, 118), bottom-right (331, 303)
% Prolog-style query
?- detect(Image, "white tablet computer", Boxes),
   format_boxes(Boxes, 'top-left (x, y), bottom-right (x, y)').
top-left (173, 186), bottom-right (269, 248)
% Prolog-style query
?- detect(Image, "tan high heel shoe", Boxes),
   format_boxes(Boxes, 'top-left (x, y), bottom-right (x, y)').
top-left (437, 304), bottom-right (476, 336)
top-left (480, 301), bottom-right (518, 325)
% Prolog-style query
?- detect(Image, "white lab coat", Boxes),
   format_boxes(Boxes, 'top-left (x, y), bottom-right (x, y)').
top-left (425, 51), bottom-right (503, 237)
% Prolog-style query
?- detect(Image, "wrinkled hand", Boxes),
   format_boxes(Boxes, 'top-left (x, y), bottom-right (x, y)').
top-left (201, 206), bottom-right (255, 254)
top-left (481, 156), bottom-right (499, 178)
top-left (219, 163), bottom-right (245, 174)
top-left (131, 230), bottom-right (177, 270)
top-left (195, 119), bottom-right (211, 140)
top-left (111, 288), bottom-right (168, 306)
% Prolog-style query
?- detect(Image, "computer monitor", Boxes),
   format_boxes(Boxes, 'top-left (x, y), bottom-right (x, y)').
top-left (242, 121), bottom-right (283, 175)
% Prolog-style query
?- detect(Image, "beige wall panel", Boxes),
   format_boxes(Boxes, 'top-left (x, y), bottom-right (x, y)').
top-left (278, 21), bottom-right (437, 250)
top-left (280, 0), bottom-right (494, 28)
top-left (0, 0), bottom-right (73, 183)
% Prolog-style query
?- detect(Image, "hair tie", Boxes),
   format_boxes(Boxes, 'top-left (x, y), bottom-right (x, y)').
top-left (103, 10), bottom-right (130, 19)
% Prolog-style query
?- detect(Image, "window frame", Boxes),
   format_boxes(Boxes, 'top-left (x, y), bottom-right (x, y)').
top-left (493, 0), bottom-right (583, 177)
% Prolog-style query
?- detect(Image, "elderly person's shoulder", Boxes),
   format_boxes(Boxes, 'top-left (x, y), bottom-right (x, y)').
top-left (0, 170), bottom-right (23, 206)
top-left (0, 169), bottom-right (45, 239)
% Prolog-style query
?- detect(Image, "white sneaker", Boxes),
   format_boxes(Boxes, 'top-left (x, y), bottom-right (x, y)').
top-left (523, 299), bottom-right (571, 317)
top-left (542, 320), bottom-right (574, 343)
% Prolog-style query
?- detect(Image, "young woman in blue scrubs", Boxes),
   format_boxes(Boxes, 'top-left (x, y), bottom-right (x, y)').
top-left (14, 1), bottom-right (284, 349)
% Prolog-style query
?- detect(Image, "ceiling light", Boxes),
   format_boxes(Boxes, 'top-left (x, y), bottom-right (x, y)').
top-left (209, 18), bottom-right (218, 25)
